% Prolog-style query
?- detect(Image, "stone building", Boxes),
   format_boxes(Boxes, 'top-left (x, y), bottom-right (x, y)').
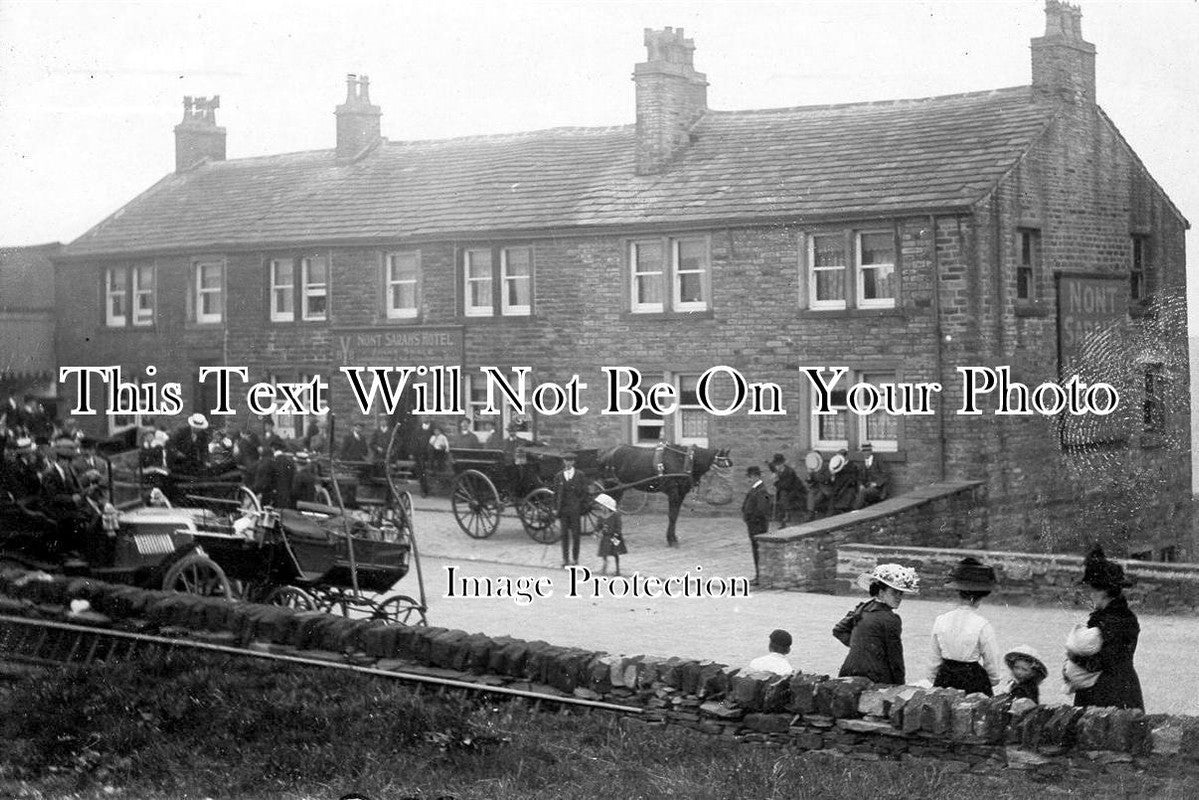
top-left (53, 3), bottom-right (1191, 558)
top-left (1, 242), bottom-right (60, 413)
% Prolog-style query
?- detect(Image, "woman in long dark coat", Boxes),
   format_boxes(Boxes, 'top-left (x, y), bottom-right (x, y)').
top-left (1069, 547), bottom-right (1144, 711)
top-left (834, 563), bottom-right (920, 685)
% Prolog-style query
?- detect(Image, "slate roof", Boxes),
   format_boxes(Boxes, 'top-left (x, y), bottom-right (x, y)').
top-left (64, 86), bottom-right (1056, 257)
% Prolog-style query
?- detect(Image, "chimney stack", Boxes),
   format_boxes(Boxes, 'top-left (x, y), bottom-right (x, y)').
top-left (633, 27), bottom-right (708, 175)
top-left (174, 96), bottom-right (226, 172)
top-left (1030, 0), bottom-right (1095, 105)
top-left (335, 74), bottom-right (382, 160)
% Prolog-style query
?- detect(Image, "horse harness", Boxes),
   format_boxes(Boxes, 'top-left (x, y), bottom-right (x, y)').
top-left (653, 442), bottom-right (696, 479)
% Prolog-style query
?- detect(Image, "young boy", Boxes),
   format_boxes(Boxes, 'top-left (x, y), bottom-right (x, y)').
top-left (1004, 645), bottom-right (1048, 703)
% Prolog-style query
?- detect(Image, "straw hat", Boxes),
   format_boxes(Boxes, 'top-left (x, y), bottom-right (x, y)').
top-left (1004, 644), bottom-right (1048, 681)
top-left (829, 453), bottom-right (847, 475)
top-left (856, 563), bottom-right (920, 594)
top-left (592, 493), bottom-right (618, 513)
top-left (187, 413), bottom-right (209, 430)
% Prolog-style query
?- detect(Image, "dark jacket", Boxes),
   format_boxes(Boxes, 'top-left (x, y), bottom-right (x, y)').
top-left (835, 599), bottom-right (905, 685)
top-left (741, 482), bottom-right (771, 533)
top-left (1072, 595), bottom-right (1144, 710)
top-left (772, 464), bottom-right (804, 509)
top-left (167, 426), bottom-right (210, 472)
top-left (554, 469), bottom-right (590, 518)
top-left (339, 431), bottom-right (369, 462)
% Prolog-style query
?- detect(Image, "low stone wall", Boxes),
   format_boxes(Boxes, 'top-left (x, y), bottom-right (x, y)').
top-left (756, 482), bottom-right (987, 592)
top-left (3, 569), bottom-right (1198, 778)
top-left (837, 544), bottom-right (1199, 614)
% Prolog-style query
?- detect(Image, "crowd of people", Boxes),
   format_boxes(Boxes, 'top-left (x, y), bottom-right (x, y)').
top-left (764, 445), bottom-right (892, 530)
top-left (745, 548), bottom-right (1143, 712)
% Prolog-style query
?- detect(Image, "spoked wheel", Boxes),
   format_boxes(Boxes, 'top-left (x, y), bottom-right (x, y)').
top-left (519, 487), bottom-right (561, 544)
top-left (238, 486), bottom-right (262, 513)
top-left (390, 490), bottom-right (415, 542)
top-left (263, 585), bottom-right (318, 611)
top-left (162, 553), bottom-right (234, 599)
top-left (451, 470), bottom-right (501, 539)
top-left (370, 594), bottom-right (428, 626)
top-left (618, 489), bottom-right (650, 515)
top-left (580, 481), bottom-right (607, 536)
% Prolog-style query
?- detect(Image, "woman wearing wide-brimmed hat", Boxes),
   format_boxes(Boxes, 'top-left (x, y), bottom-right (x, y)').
top-left (833, 563), bottom-right (919, 685)
top-left (928, 557), bottom-right (1002, 695)
top-left (1068, 547), bottom-right (1143, 710)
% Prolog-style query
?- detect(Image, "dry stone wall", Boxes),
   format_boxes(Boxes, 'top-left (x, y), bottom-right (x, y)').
top-left (2, 568), bottom-right (1198, 779)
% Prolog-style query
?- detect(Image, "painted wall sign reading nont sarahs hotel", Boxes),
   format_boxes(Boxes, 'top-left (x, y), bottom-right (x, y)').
top-left (1056, 273), bottom-right (1128, 446)
top-left (334, 326), bottom-right (465, 367)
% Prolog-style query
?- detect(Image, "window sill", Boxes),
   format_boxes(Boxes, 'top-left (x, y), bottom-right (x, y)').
top-left (458, 314), bottom-right (538, 323)
top-left (620, 309), bottom-right (716, 322)
top-left (1014, 303), bottom-right (1051, 318)
top-left (796, 307), bottom-right (902, 320)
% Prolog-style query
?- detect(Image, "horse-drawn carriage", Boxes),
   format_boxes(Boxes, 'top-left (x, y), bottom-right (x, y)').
top-left (0, 437), bottom-right (427, 625)
top-left (446, 441), bottom-right (734, 546)
top-left (447, 444), bottom-right (610, 542)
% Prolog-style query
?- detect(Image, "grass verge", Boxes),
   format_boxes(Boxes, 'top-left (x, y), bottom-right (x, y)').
top-left (0, 652), bottom-right (1194, 800)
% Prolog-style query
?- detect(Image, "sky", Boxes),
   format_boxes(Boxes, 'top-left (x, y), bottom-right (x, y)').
top-left (1, 0), bottom-right (1197, 323)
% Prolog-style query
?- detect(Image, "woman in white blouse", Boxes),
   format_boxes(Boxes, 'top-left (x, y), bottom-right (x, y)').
top-left (929, 557), bottom-right (1001, 696)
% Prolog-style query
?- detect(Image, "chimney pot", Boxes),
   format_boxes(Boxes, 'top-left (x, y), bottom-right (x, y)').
top-left (335, 73), bottom-right (382, 160)
top-left (174, 94), bottom-right (226, 172)
top-left (634, 26), bottom-right (708, 175)
top-left (1031, 0), bottom-right (1095, 105)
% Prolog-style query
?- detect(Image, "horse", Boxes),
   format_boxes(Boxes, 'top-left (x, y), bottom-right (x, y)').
top-left (597, 444), bottom-right (732, 547)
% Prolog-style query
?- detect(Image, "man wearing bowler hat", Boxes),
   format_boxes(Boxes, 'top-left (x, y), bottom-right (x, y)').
top-left (766, 453), bottom-right (804, 529)
top-left (554, 451), bottom-right (589, 568)
top-left (853, 442), bottom-right (891, 510)
top-left (741, 466), bottom-right (772, 584)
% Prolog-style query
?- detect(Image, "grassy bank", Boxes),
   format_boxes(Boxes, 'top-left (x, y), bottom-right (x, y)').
top-left (0, 653), bottom-right (1194, 800)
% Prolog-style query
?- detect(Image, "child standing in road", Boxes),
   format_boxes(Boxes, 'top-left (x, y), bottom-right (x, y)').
top-left (593, 493), bottom-right (627, 576)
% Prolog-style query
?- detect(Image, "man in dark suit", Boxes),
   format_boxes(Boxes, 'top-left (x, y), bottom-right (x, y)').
top-left (554, 451), bottom-right (590, 568)
top-left (339, 421), bottom-right (370, 462)
top-left (40, 439), bottom-right (85, 551)
top-left (168, 413), bottom-right (211, 474)
top-left (404, 416), bottom-right (433, 497)
top-left (767, 453), bottom-right (804, 529)
top-left (854, 443), bottom-right (892, 509)
top-left (742, 465), bottom-right (772, 584)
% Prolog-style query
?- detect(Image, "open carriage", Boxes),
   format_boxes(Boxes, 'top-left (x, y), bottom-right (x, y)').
top-left (446, 444), bottom-right (607, 542)
top-left (0, 440), bottom-right (428, 626)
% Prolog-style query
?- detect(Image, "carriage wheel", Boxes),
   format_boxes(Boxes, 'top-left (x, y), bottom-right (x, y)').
top-left (263, 585), bottom-right (318, 611)
top-left (618, 489), bottom-right (650, 515)
top-left (162, 554), bottom-right (234, 599)
top-left (393, 490), bottom-right (415, 542)
top-left (580, 480), bottom-right (607, 536)
top-left (518, 488), bottom-right (561, 544)
top-left (451, 470), bottom-right (501, 539)
top-left (370, 594), bottom-right (428, 626)
top-left (238, 486), bottom-right (262, 513)
top-left (314, 485), bottom-right (333, 506)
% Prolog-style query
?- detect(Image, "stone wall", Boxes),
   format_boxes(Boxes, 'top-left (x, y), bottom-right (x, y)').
top-left (2, 569), bottom-right (1197, 778)
top-left (756, 482), bottom-right (986, 592)
top-left (837, 543), bottom-right (1199, 615)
